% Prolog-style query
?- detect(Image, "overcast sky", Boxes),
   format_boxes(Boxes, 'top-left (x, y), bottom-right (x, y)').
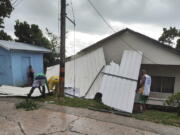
top-left (4, 0), bottom-right (180, 56)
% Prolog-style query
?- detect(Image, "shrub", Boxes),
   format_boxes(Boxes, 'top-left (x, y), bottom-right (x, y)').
top-left (16, 99), bottom-right (40, 111)
top-left (165, 92), bottom-right (180, 116)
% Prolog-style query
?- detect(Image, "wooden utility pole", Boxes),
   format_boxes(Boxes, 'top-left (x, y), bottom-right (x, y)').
top-left (58, 0), bottom-right (66, 97)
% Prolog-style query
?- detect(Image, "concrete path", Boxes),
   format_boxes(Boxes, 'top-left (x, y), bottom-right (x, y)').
top-left (0, 98), bottom-right (180, 135)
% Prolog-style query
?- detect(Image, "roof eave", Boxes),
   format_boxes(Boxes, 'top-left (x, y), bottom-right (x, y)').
top-left (0, 44), bottom-right (11, 51)
top-left (10, 49), bottom-right (52, 53)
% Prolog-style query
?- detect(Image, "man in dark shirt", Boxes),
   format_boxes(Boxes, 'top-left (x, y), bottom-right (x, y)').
top-left (27, 73), bottom-right (50, 98)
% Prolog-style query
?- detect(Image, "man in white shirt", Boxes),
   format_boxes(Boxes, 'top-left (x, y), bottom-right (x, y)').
top-left (137, 70), bottom-right (152, 111)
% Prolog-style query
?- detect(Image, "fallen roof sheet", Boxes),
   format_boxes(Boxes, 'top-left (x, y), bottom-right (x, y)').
top-left (84, 70), bottom-right (104, 99)
top-left (100, 50), bottom-right (143, 113)
top-left (0, 85), bottom-right (49, 97)
top-left (0, 40), bottom-right (51, 53)
top-left (64, 87), bottom-right (80, 97)
top-left (46, 65), bottom-right (60, 79)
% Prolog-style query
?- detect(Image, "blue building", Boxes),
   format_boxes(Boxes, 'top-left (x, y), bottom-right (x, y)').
top-left (0, 40), bottom-right (51, 86)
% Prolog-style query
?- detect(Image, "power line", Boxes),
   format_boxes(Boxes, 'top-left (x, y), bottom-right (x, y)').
top-left (120, 38), bottom-right (157, 64)
top-left (58, 0), bottom-right (60, 35)
top-left (13, 0), bottom-right (23, 7)
top-left (70, 0), bottom-right (76, 96)
top-left (87, 0), bottom-right (115, 33)
top-left (11, 0), bottom-right (18, 6)
top-left (87, 0), bottom-right (157, 64)
top-left (70, 1), bottom-right (75, 25)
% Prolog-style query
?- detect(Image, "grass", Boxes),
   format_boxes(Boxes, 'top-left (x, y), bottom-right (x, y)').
top-left (133, 110), bottom-right (180, 127)
top-left (17, 95), bottom-right (179, 127)
top-left (16, 99), bottom-right (40, 111)
top-left (37, 94), bottom-right (112, 111)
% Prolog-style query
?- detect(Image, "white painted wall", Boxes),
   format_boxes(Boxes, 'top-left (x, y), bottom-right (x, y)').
top-left (141, 65), bottom-right (180, 98)
top-left (101, 31), bottom-right (180, 97)
top-left (61, 31), bottom-right (180, 99)
top-left (103, 31), bottom-right (180, 65)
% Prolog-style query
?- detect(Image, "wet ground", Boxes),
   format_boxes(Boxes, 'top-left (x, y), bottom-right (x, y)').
top-left (0, 98), bottom-right (180, 135)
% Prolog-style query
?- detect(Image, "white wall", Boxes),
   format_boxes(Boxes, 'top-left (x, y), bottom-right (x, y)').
top-left (65, 31), bottom-right (180, 98)
top-left (103, 31), bottom-right (180, 65)
top-left (142, 65), bottom-right (180, 98)
top-left (101, 31), bottom-right (180, 97)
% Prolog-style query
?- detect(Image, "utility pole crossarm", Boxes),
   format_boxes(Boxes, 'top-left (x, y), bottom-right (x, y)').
top-left (66, 16), bottom-right (76, 26)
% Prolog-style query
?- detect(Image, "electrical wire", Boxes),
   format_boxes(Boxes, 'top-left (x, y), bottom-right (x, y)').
top-left (11, 0), bottom-right (18, 6)
top-left (87, 0), bottom-right (115, 33)
top-left (58, 0), bottom-right (61, 51)
top-left (70, 1), bottom-right (75, 25)
top-left (58, 0), bottom-right (60, 37)
top-left (65, 0), bottom-right (76, 95)
top-left (120, 38), bottom-right (157, 64)
top-left (13, 0), bottom-right (23, 7)
top-left (70, 0), bottom-right (76, 96)
top-left (87, 0), bottom-right (157, 64)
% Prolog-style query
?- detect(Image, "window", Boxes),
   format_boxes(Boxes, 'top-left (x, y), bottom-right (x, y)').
top-left (151, 76), bottom-right (175, 93)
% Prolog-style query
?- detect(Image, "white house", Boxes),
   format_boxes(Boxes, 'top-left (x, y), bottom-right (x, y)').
top-left (47, 28), bottom-right (180, 107)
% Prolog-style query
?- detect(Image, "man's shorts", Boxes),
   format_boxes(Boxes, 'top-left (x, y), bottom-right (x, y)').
top-left (32, 79), bottom-right (46, 88)
top-left (135, 94), bottom-right (148, 104)
top-left (139, 95), bottom-right (149, 104)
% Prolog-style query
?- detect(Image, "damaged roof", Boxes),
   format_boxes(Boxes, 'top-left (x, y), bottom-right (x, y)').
top-left (0, 40), bottom-right (51, 53)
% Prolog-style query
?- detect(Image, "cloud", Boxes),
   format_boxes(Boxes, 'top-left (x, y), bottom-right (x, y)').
top-left (86, 0), bottom-right (180, 27)
top-left (4, 0), bottom-right (180, 35)
top-left (3, 0), bottom-right (180, 54)
top-left (66, 31), bottom-right (108, 56)
top-left (4, 0), bottom-right (59, 36)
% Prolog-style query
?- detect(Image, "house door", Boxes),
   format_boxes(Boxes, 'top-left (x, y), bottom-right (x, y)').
top-left (22, 57), bottom-right (31, 85)
top-left (0, 55), bottom-right (7, 84)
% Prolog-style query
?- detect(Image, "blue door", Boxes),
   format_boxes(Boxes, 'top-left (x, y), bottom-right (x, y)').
top-left (22, 57), bottom-right (31, 85)
top-left (0, 55), bottom-right (7, 85)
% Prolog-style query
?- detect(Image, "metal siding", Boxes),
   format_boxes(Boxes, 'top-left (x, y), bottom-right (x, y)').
top-left (46, 65), bottom-right (60, 80)
top-left (11, 52), bottom-right (44, 86)
top-left (85, 73), bottom-right (103, 99)
top-left (0, 48), bottom-right (13, 85)
top-left (65, 48), bottom-right (106, 97)
top-left (100, 50), bottom-right (143, 113)
top-left (46, 48), bottom-right (106, 97)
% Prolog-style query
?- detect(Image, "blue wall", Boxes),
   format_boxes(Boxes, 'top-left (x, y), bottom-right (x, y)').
top-left (11, 51), bottom-right (44, 86)
top-left (0, 48), bottom-right (13, 85)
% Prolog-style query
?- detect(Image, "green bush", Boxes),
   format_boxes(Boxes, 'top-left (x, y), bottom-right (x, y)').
top-left (16, 99), bottom-right (40, 111)
top-left (165, 92), bottom-right (180, 116)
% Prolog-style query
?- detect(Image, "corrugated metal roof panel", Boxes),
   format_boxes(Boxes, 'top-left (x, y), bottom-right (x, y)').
top-left (0, 85), bottom-right (49, 97)
top-left (85, 72), bottom-right (103, 99)
top-left (65, 47), bottom-right (106, 97)
top-left (0, 40), bottom-right (51, 53)
top-left (100, 50), bottom-right (143, 113)
top-left (46, 48), bottom-right (106, 97)
top-left (46, 65), bottom-right (60, 79)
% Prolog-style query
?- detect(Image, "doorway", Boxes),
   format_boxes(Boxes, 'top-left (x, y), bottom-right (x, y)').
top-left (22, 57), bottom-right (31, 85)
